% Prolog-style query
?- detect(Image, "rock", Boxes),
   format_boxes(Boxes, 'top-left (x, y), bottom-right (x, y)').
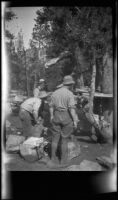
top-left (79, 160), bottom-right (102, 171)
top-left (68, 141), bottom-right (81, 160)
top-left (6, 135), bottom-right (25, 152)
top-left (64, 165), bottom-right (81, 171)
top-left (96, 156), bottom-right (114, 169)
top-left (5, 102), bottom-right (12, 116)
top-left (6, 120), bottom-right (11, 128)
top-left (65, 160), bottom-right (102, 171)
top-left (98, 121), bottom-right (113, 144)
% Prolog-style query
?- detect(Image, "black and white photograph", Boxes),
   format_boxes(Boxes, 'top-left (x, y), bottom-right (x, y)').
top-left (1, 2), bottom-right (117, 198)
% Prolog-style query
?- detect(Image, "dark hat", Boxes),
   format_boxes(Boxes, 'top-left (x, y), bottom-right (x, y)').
top-left (39, 79), bottom-right (45, 83)
top-left (63, 75), bottom-right (75, 85)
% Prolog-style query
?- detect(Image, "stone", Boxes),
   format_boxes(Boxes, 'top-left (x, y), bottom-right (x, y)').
top-left (6, 135), bottom-right (25, 152)
top-left (68, 141), bottom-right (81, 160)
top-left (6, 120), bottom-right (11, 128)
top-left (64, 165), bottom-right (81, 171)
top-left (79, 160), bottom-right (102, 171)
top-left (65, 160), bottom-right (102, 171)
top-left (96, 156), bottom-right (114, 169)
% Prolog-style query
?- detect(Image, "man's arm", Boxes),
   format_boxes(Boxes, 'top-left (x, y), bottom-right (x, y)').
top-left (49, 94), bottom-right (54, 122)
top-left (33, 88), bottom-right (40, 98)
top-left (33, 99), bottom-right (41, 122)
top-left (49, 106), bottom-right (54, 122)
top-left (68, 92), bottom-right (79, 128)
top-left (69, 107), bottom-right (79, 128)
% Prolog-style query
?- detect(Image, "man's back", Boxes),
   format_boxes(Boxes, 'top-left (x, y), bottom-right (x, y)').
top-left (51, 86), bottom-right (75, 109)
top-left (21, 97), bottom-right (41, 113)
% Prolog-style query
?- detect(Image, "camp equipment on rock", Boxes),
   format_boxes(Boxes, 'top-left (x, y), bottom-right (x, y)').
top-left (20, 143), bottom-right (40, 162)
top-left (19, 137), bottom-right (49, 162)
top-left (23, 137), bottom-right (44, 147)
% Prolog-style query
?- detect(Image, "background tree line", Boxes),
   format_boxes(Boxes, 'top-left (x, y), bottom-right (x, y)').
top-left (5, 7), bottom-right (113, 95)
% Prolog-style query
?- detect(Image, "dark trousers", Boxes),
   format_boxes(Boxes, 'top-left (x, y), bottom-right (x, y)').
top-left (19, 110), bottom-right (35, 137)
top-left (51, 110), bottom-right (74, 162)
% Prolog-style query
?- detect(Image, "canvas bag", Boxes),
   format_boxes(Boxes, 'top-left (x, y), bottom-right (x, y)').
top-left (19, 137), bottom-right (45, 162)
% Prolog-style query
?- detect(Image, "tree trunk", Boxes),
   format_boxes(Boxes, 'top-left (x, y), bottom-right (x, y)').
top-left (89, 62), bottom-right (96, 114)
top-left (34, 71), bottom-right (38, 89)
top-left (24, 50), bottom-right (30, 97)
top-left (102, 52), bottom-right (113, 94)
top-left (80, 73), bottom-right (84, 88)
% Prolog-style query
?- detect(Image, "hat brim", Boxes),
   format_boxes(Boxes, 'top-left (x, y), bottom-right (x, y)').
top-left (39, 95), bottom-right (48, 98)
top-left (39, 92), bottom-right (50, 98)
top-left (56, 84), bottom-right (63, 88)
top-left (63, 81), bottom-right (75, 85)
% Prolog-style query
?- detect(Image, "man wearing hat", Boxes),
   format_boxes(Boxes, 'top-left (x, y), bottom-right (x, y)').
top-left (19, 97), bottom-right (42, 137)
top-left (33, 79), bottom-right (45, 98)
top-left (46, 75), bottom-right (79, 168)
top-left (38, 91), bottom-right (51, 128)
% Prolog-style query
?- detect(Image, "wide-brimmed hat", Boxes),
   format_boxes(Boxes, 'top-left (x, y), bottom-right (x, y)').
top-left (39, 91), bottom-right (49, 98)
top-left (63, 75), bottom-right (75, 85)
top-left (39, 79), bottom-right (45, 83)
top-left (56, 83), bottom-right (63, 89)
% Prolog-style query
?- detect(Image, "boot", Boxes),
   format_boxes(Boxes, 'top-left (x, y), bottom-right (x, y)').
top-left (47, 137), bottom-right (60, 168)
top-left (61, 138), bottom-right (70, 166)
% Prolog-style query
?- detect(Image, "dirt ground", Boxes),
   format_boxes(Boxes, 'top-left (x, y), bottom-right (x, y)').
top-left (5, 114), bottom-right (113, 171)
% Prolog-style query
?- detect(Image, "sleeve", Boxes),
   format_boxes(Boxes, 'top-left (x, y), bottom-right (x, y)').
top-left (68, 92), bottom-right (76, 108)
top-left (33, 99), bottom-right (41, 120)
top-left (49, 95), bottom-right (54, 107)
top-left (33, 88), bottom-right (39, 98)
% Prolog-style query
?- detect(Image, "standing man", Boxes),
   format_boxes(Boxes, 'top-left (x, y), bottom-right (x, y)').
top-left (19, 97), bottom-right (41, 137)
top-left (33, 79), bottom-right (45, 98)
top-left (47, 75), bottom-right (79, 168)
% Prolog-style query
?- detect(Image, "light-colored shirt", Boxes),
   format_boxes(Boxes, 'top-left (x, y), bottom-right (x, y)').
top-left (33, 87), bottom-right (41, 98)
top-left (20, 97), bottom-right (41, 119)
top-left (50, 86), bottom-right (75, 110)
